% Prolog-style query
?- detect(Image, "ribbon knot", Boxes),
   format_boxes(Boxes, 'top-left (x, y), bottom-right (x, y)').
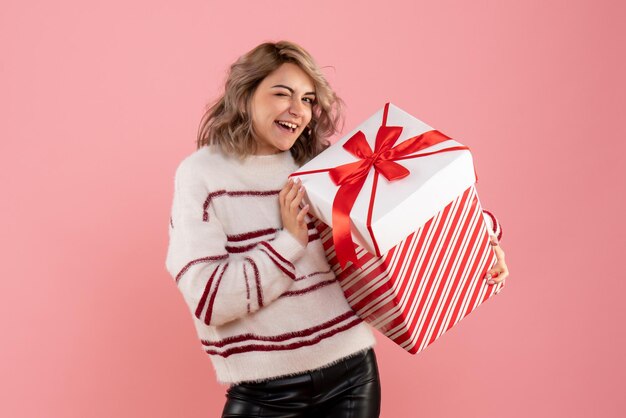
top-left (329, 126), bottom-right (410, 186)
top-left (326, 124), bottom-right (457, 269)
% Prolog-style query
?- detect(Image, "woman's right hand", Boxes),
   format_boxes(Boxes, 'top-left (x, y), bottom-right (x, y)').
top-left (279, 177), bottom-right (310, 248)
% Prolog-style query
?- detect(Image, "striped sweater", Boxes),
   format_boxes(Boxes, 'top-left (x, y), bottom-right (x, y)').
top-left (165, 145), bottom-right (377, 385)
top-left (165, 145), bottom-right (503, 385)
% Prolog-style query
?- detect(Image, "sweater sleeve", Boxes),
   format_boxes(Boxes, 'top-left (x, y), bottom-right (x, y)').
top-left (482, 209), bottom-right (503, 241)
top-left (165, 160), bottom-right (307, 327)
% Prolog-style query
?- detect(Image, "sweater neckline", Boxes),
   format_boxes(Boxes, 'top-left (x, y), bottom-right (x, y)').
top-left (206, 145), bottom-right (297, 176)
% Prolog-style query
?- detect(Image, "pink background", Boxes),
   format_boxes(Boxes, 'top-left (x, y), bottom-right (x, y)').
top-left (2, 0), bottom-right (625, 417)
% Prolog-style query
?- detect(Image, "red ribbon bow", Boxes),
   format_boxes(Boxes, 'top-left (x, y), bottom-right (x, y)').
top-left (329, 124), bottom-right (458, 268)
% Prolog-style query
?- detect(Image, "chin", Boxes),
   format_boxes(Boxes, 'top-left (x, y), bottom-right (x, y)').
top-left (275, 139), bottom-right (297, 152)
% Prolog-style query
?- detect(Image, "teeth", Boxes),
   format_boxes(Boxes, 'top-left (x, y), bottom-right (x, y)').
top-left (277, 120), bottom-right (297, 130)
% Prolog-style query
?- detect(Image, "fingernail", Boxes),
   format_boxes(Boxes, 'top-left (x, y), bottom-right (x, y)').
top-left (299, 186), bottom-right (304, 192)
top-left (487, 280), bottom-right (495, 285)
top-left (484, 273), bottom-right (492, 280)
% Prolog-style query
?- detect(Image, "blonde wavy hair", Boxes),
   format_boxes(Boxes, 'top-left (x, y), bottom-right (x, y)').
top-left (196, 41), bottom-right (344, 166)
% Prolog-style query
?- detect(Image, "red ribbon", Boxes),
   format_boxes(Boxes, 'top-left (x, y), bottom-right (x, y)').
top-left (292, 103), bottom-right (472, 269)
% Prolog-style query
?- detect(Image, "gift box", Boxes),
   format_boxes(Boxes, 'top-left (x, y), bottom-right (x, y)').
top-left (291, 102), bottom-right (504, 354)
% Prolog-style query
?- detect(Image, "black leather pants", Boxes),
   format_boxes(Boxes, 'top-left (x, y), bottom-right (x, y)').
top-left (221, 348), bottom-right (381, 417)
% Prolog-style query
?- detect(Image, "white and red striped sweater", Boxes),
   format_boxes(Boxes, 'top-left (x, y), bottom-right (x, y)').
top-left (165, 145), bottom-right (378, 385)
top-left (165, 145), bottom-right (503, 385)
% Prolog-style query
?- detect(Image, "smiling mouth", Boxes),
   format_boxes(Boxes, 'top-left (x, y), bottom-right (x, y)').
top-left (275, 120), bottom-right (298, 133)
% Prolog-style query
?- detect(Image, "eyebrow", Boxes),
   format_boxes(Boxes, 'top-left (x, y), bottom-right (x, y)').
top-left (271, 84), bottom-right (316, 96)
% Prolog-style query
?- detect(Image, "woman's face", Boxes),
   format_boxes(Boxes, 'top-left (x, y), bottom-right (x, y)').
top-left (250, 62), bottom-right (316, 155)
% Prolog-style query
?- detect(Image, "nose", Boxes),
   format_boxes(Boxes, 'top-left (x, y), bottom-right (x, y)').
top-left (288, 98), bottom-right (305, 118)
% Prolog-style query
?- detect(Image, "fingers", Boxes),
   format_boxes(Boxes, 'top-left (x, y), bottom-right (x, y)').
top-left (484, 262), bottom-right (509, 285)
top-left (290, 184), bottom-right (305, 212)
top-left (279, 178), bottom-right (292, 208)
top-left (285, 180), bottom-right (299, 204)
top-left (281, 177), bottom-right (305, 213)
top-left (279, 178), bottom-right (309, 248)
top-left (485, 238), bottom-right (508, 285)
top-left (296, 204), bottom-right (310, 226)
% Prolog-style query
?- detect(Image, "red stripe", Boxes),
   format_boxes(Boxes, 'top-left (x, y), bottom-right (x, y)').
top-left (204, 317), bottom-right (364, 357)
top-left (259, 247), bottom-right (295, 280)
top-left (202, 311), bottom-right (357, 347)
top-left (176, 254), bottom-right (228, 284)
top-left (205, 263), bottom-right (229, 325)
top-left (280, 278), bottom-right (338, 297)
top-left (308, 233), bottom-right (321, 242)
top-left (259, 242), bottom-right (295, 270)
top-left (294, 268), bottom-right (333, 282)
top-left (227, 228), bottom-right (277, 242)
top-left (367, 171), bottom-right (382, 256)
top-left (312, 218), bottom-right (325, 230)
top-left (382, 102), bottom-right (389, 126)
top-left (243, 263), bottom-right (251, 314)
top-left (203, 190), bottom-right (281, 221)
top-left (195, 265), bottom-right (221, 321)
top-left (244, 257), bottom-right (263, 308)
top-left (289, 168), bottom-right (332, 177)
top-left (226, 234), bottom-right (319, 253)
top-left (225, 243), bottom-right (258, 253)
top-left (393, 146), bottom-right (470, 162)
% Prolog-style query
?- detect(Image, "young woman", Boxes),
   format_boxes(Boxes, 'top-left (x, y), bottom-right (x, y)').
top-left (165, 40), bottom-right (509, 418)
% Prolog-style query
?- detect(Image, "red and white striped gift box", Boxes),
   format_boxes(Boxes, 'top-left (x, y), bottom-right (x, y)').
top-left (316, 184), bottom-right (505, 355)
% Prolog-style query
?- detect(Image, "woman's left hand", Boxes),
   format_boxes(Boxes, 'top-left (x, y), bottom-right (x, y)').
top-left (484, 237), bottom-right (509, 285)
